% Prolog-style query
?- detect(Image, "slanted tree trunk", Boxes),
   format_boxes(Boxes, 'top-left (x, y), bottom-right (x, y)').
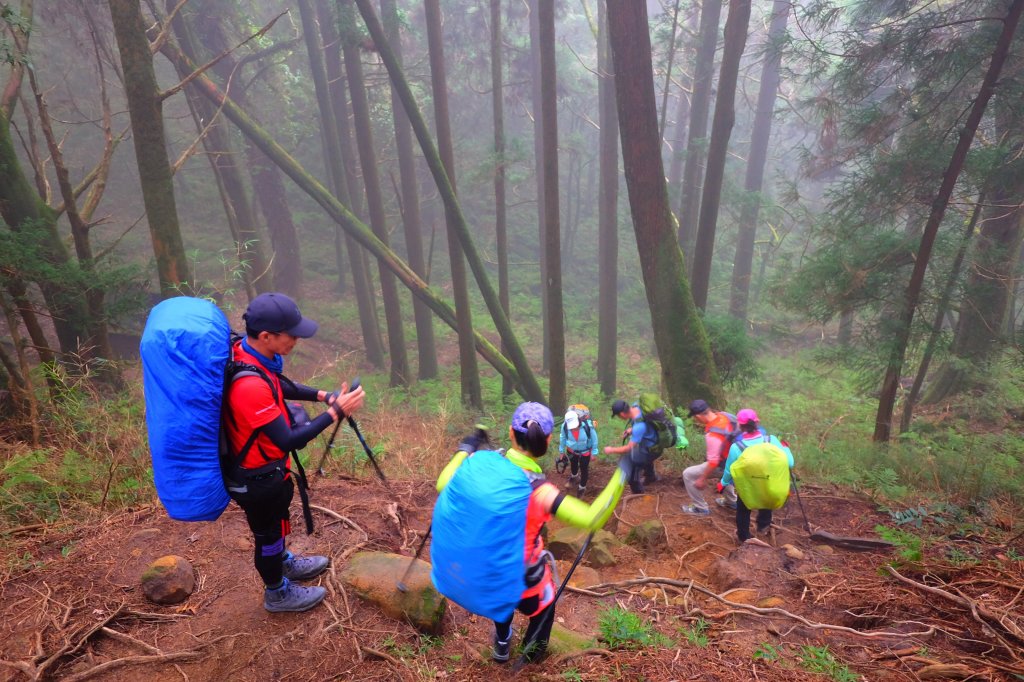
top-left (351, 0), bottom-right (544, 402)
top-left (729, 0), bottom-right (787, 321)
top-left (383, 0), bottom-right (437, 380)
top-left (667, 4), bottom-right (699, 213)
top-left (607, 0), bottom-right (722, 409)
top-left (299, 0), bottom-right (384, 366)
top-left (108, 0), bottom-right (188, 297)
top-left (677, 0), bottom-right (723, 262)
top-left (424, 0), bottom-right (482, 408)
top-left (690, 0), bottom-right (751, 311)
top-left (538, 0), bottom-right (565, 412)
top-left (658, 0), bottom-right (683, 141)
top-left (596, 0), bottom-right (619, 396)
top-left (873, 0), bottom-right (1023, 442)
top-left (530, 0), bottom-right (549, 372)
top-left (341, 8), bottom-right (409, 387)
top-left (490, 0), bottom-right (512, 397)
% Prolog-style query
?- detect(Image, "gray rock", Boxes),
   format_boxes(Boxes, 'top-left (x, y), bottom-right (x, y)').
top-left (341, 551), bottom-right (446, 634)
top-left (625, 519), bottom-right (666, 548)
top-left (141, 555), bottom-right (195, 605)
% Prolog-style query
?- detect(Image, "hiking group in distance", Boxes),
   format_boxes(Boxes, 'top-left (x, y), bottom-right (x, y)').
top-left (142, 292), bottom-right (797, 666)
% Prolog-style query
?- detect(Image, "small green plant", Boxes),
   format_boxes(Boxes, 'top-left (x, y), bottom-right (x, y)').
top-left (888, 505), bottom-right (929, 527)
top-left (875, 525), bottom-right (924, 562)
top-left (799, 645), bottom-right (858, 682)
top-left (946, 547), bottom-right (978, 567)
top-left (679, 617), bottom-right (710, 647)
top-left (560, 668), bottom-right (583, 682)
top-left (753, 642), bottom-right (784, 662)
top-left (1006, 548), bottom-right (1023, 562)
top-left (598, 605), bottom-right (668, 649)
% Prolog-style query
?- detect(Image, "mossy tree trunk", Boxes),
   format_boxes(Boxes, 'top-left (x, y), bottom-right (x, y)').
top-left (490, 0), bottom-right (512, 397)
top-left (596, 0), bottom-right (619, 397)
top-left (607, 0), bottom-right (722, 409)
top-left (530, 0), bottom-right (550, 373)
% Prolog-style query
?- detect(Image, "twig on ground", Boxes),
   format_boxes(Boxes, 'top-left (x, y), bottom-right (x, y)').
top-left (61, 650), bottom-right (205, 682)
top-left (358, 646), bottom-right (401, 666)
top-left (310, 505), bottom-right (369, 542)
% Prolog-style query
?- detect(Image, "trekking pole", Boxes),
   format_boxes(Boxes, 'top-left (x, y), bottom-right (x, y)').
top-left (315, 377), bottom-right (360, 476)
top-left (346, 414), bottom-right (391, 490)
top-left (790, 470), bottom-right (812, 534)
top-left (396, 524), bottom-right (432, 593)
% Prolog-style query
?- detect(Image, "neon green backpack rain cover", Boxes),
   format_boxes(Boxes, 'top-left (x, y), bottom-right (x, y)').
top-left (731, 442), bottom-right (790, 510)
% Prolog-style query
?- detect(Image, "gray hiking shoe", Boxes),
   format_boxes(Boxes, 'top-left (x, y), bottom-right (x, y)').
top-left (264, 578), bottom-right (327, 613)
top-left (577, 485), bottom-right (586, 497)
top-left (565, 473), bottom-right (579, 487)
top-left (492, 631), bottom-right (513, 662)
top-left (282, 552), bottom-right (330, 581)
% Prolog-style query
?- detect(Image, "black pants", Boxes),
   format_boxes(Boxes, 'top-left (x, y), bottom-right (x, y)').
top-left (568, 452), bottom-right (590, 488)
top-left (628, 446), bottom-right (655, 494)
top-left (230, 471), bottom-right (294, 586)
top-left (736, 496), bottom-right (772, 542)
top-left (494, 595), bottom-right (555, 663)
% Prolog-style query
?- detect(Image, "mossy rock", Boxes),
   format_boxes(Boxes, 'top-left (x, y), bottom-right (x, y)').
top-left (341, 551), bottom-right (446, 634)
top-left (141, 555), bottom-right (195, 605)
top-left (547, 624), bottom-right (595, 656)
top-left (625, 519), bottom-right (666, 548)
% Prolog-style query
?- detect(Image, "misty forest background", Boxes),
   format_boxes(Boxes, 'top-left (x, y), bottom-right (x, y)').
top-left (2, 0), bottom-right (1024, 525)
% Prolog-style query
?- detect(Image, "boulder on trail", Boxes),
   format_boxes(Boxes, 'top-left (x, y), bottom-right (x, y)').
top-left (555, 562), bottom-right (600, 589)
top-left (625, 519), bottom-right (666, 549)
top-left (141, 555), bottom-right (195, 605)
top-left (547, 624), bottom-right (594, 657)
top-left (585, 531), bottom-right (620, 568)
top-left (548, 528), bottom-right (619, 567)
top-left (341, 551), bottom-right (446, 634)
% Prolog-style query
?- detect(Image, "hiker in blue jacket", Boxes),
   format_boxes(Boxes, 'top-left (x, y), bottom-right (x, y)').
top-left (558, 408), bottom-right (598, 496)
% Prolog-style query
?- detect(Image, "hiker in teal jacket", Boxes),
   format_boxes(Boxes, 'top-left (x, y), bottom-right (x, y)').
top-left (558, 409), bottom-right (598, 496)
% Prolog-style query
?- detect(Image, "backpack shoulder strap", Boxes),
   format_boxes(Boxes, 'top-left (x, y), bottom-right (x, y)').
top-left (223, 362), bottom-right (280, 469)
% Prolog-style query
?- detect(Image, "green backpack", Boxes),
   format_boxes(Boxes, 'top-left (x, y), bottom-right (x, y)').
top-left (638, 393), bottom-right (677, 455)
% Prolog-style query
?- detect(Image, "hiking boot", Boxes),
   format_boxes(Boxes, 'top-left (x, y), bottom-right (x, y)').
top-left (577, 485), bottom-right (586, 497)
top-left (644, 473), bottom-right (662, 484)
top-left (743, 537), bottom-right (772, 548)
top-left (680, 504), bottom-right (710, 516)
top-left (565, 473), bottom-right (579, 488)
top-left (756, 523), bottom-right (772, 535)
top-left (282, 552), bottom-right (329, 581)
top-left (492, 631), bottom-right (513, 663)
top-left (264, 578), bottom-right (326, 613)
top-left (715, 496), bottom-right (737, 510)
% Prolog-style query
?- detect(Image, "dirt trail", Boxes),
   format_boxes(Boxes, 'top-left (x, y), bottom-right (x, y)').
top-left (2, 460), bottom-right (1021, 681)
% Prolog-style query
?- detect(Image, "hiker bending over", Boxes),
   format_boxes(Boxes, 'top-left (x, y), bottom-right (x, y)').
top-left (222, 293), bottom-right (366, 613)
top-left (721, 409), bottom-right (794, 545)
top-left (605, 396), bottom-right (675, 493)
top-left (558, 406), bottom-right (598, 496)
top-left (432, 402), bottom-right (629, 664)
top-left (681, 399), bottom-right (735, 515)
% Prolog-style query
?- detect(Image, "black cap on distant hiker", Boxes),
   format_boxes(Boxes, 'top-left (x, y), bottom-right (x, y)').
top-left (611, 399), bottom-right (629, 417)
top-left (687, 399), bottom-right (710, 417)
top-left (244, 293), bottom-right (319, 338)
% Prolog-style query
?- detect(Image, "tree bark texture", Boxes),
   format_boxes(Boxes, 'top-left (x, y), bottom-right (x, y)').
top-left (667, 4), bottom-right (699, 213)
top-left (300, 0), bottom-right (384, 366)
top-left (530, 0), bottom-right (549, 372)
top-left (606, 0), bottom-right (723, 410)
top-left (341, 17), bottom-right (410, 387)
top-left (490, 0), bottom-right (512, 396)
top-left (729, 0), bottom-right (787, 321)
top-left (155, 40), bottom-right (530, 393)
top-left (690, 0), bottom-right (751, 311)
top-left (677, 0), bottom-right (723, 262)
top-left (539, 0), bottom-right (565, 412)
top-left (873, 0), bottom-right (1023, 442)
top-left (383, 0), bottom-right (438, 380)
top-left (596, 0), bottom-right (619, 396)
top-left (351, 0), bottom-right (544, 402)
top-left (424, 0), bottom-right (482, 408)
top-left (108, 0), bottom-right (188, 297)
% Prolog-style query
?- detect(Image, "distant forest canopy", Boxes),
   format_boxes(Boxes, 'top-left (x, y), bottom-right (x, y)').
top-left (1, 0), bottom-right (1023, 442)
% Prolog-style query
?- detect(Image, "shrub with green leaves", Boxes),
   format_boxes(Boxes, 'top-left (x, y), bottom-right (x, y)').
top-left (597, 606), bottom-right (669, 650)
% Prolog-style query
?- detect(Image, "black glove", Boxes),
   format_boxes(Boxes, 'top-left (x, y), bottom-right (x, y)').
top-left (457, 428), bottom-right (489, 455)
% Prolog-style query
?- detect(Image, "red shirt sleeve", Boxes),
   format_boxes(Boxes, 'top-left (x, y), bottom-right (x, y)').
top-left (230, 375), bottom-right (282, 430)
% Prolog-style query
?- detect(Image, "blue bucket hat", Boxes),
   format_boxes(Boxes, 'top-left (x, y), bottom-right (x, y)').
top-left (511, 402), bottom-right (554, 435)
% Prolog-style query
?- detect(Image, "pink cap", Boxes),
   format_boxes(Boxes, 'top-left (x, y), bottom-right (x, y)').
top-left (736, 408), bottom-right (759, 425)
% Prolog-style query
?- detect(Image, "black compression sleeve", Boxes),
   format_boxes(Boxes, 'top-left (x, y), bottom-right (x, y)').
top-left (261, 412), bottom-right (335, 451)
top-left (281, 381), bottom-right (320, 402)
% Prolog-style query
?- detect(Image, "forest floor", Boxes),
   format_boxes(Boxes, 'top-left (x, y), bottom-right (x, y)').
top-left (2, 460), bottom-right (1023, 682)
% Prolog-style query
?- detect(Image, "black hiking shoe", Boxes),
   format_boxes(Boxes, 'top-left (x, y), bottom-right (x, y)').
top-left (492, 632), bottom-right (513, 662)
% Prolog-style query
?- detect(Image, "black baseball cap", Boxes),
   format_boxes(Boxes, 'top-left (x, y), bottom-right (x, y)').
top-left (243, 293), bottom-right (319, 338)
top-left (611, 399), bottom-right (630, 416)
top-left (687, 399), bottom-right (710, 417)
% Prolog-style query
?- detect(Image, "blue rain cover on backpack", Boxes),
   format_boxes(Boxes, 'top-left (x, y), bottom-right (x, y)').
top-left (141, 297), bottom-right (230, 522)
top-left (430, 450), bottom-right (532, 621)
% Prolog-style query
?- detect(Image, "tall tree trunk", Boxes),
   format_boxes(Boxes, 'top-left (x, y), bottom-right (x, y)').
top-left (530, 0), bottom-right (549, 372)
top-left (901, 198), bottom-right (983, 432)
top-left (108, 0), bottom-right (188, 297)
top-left (424, 0), bottom-right (482, 408)
top-left (873, 0), bottom-right (1023, 442)
top-left (248, 148), bottom-right (303, 298)
top-left (157, 39), bottom-right (532, 391)
top-left (607, 0), bottom-right (722, 410)
top-left (383, 0), bottom-right (438, 380)
top-left (341, 8), bottom-right (409, 387)
top-left (351, 0), bottom-right (544, 402)
top-left (539, 0), bottom-right (565, 412)
top-left (491, 0), bottom-right (512, 396)
top-left (667, 3), bottom-right (699, 213)
top-left (299, 0), bottom-right (384, 366)
top-left (677, 0), bottom-right (723, 262)
top-left (596, 0), bottom-right (619, 396)
top-left (690, 0), bottom-right (751, 311)
top-left (729, 0), bottom-right (787, 321)
top-left (658, 0), bottom-right (683, 141)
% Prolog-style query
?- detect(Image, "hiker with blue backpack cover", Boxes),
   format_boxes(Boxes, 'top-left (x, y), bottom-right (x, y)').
top-left (430, 402), bottom-right (631, 664)
top-left (720, 409), bottom-right (794, 546)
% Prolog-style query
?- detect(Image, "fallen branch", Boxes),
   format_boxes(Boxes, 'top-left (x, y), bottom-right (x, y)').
top-left (61, 650), bottom-right (205, 682)
top-left (358, 646), bottom-right (401, 667)
top-left (582, 577), bottom-right (935, 640)
top-left (310, 505), bottom-right (369, 542)
top-left (36, 606), bottom-right (126, 679)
